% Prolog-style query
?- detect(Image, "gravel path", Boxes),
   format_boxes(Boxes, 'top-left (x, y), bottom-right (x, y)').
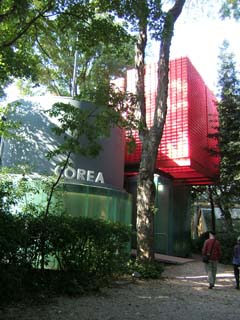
top-left (2, 256), bottom-right (239, 320)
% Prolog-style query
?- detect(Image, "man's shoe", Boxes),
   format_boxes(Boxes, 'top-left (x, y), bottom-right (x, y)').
top-left (235, 286), bottom-right (239, 290)
top-left (208, 284), bottom-right (214, 289)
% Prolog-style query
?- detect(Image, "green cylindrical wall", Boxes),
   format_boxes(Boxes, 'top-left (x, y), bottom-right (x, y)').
top-left (64, 183), bottom-right (132, 226)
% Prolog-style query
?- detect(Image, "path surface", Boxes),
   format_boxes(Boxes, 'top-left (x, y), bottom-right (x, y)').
top-left (2, 256), bottom-right (239, 320)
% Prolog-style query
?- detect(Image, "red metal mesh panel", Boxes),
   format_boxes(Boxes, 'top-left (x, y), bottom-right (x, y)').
top-left (205, 87), bottom-right (220, 177)
top-left (124, 57), bottom-right (219, 184)
top-left (188, 60), bottom-right (208, 174)
top-left (145, 63), bottom-right (158, 126)
top-left (157, 58), bottom-right (189, 168)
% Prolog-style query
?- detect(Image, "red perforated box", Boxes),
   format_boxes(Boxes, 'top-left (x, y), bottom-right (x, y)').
top-left (121, 57), bottom-right (219, 184)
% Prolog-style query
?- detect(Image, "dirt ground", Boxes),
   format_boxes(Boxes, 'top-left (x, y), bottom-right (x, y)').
top-left (1, 256), bottom-right (239, 320)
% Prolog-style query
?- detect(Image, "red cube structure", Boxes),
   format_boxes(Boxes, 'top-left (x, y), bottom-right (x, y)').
top-left (118, 57), bottom-right (219, 185)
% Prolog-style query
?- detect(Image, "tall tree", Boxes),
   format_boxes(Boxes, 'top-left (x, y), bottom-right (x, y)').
top-left (211, 40), bottom-right (240, 232)
top-left (191, 39), bottom-right (240, 234)
top-left (217, 41), bottom-right (240, 185)
top-left (98, 0), bottom-right (186, 261)
top-left (135, 0), bottom-right (185, 261)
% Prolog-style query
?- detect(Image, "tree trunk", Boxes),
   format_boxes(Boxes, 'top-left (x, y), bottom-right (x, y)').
top-left (212, 185), bottom-right (234, 233)
top-left (136, 0), bottom-right (186, 262)
top-left (218, 204), bottom-right (234, 233)
top-left (40, 151), bottom-right (71, 270)
top-left (208, 185), bottom-right (216, 232)
top-left (136, 133), bottom-right (157, 261)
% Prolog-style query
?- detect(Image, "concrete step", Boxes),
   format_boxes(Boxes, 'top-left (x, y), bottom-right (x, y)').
top-left (131, 249), bottom-right (194, 264)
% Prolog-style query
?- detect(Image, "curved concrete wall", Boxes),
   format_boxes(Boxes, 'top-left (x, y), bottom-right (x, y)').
top-left (2, 96), bottom-right (125, 190)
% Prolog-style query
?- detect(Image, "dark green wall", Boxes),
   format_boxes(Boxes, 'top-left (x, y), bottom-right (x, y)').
top-left (125, 174), bottom-right (191, 257)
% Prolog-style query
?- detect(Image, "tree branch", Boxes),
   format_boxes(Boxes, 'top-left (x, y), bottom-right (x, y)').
top-left (0, 3), bottom-right (54, 49)
top-left (153, 0), bottom-right (186, 136)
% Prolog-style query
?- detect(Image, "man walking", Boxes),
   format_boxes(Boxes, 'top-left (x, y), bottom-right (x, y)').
top-left (232, 236), bottom-right (240, 289)
top-left (202, 231), bottom-right (222, 289)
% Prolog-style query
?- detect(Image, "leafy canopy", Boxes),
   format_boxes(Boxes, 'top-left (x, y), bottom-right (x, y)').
top-left (217, 40), bottom-right (240, 186)
top-left (220, 0), bottom-right (240, 20)
top-left (33, 9), bottom-right (134, 96)
top-left (0, 1), bottom-right (135, 97)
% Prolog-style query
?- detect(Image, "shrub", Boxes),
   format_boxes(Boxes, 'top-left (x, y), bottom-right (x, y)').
top-left (48, 216), bottom-right (131, 280)
top-left (0, 212), bottom-right (132, 304)
top-left (191, 232), bottom-right (209, 254)
top-left (217, 232), bottom-right (238, 264)
top-left (127, 258), bottom-right (164, 279)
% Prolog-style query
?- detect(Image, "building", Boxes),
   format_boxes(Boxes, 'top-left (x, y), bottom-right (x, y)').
top-left (118, 57), bottom-right (219, 256)
top-left (2, 97), bottom-right (132, 226)
top-left (2, 57), bottom-right (219, 257)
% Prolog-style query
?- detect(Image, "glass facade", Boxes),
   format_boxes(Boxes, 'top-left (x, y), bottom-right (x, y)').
top-left (64, 183), bottom-right (132, 226)
top-left (125, 174), bottom-right (191, 257)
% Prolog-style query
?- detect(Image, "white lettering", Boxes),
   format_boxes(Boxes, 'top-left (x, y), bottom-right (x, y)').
top-left (87, 170), bottom-right (95, 182)
top-left (95, 172), bottom-right (104, 184)
top-left (54, 165), bottom-right (61, 175)
top-left (77, 169), bottom-right (86, 180)
top-left (64, 167), bottom-right (76, 179)
top-left (54, 166), bottom-right (104, 184)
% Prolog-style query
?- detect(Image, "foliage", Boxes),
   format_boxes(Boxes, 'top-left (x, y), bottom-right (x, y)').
top-left (217, 232), bottom-right (239, 264)
top-left (0, 174), bottom-right (132, 304)
top-left (0, 1), bottom-right (135, 97)
top-left (191, 231), bottom-right (209, 254)
top-left (209, 41), bottom-right (240, 232)
top-left (95, 0), bottom-right (165, 40)
top-left (193, 41), bottom-right (240, 234)
top-left (0, 212), bottom-right (131, 304)
top-left (47, 102), bottom-right (116, 160)
top-left (48, 216), bottom-right (131, 276)
top-left (0, 176), bottom-right (17, 213)
top-left (220, 0), bottom-right (240, 20)
top-left (217, 40), bottom-right (240, 186)
top-left (0, 103), bottom-right (21, 141)
top-left (34, 11), bottom-right (135, 96)
top-left (46, 91), bottom-right (138, 162)
top-left (127, 258), bottom-right (164, 279)
top-left (0, 0), bottom-right (54, 95)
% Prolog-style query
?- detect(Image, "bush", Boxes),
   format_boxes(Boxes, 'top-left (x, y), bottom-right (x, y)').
top-left (0, 212), bottom-right (132, 304)
top-left (127, 258), bottom-right (164, 279)
top-left (48, 216), bottom-right (131, 279)
top-left (217, 232), bottom-right (238, 264)
top-left (191, 232), bottom-right (209, 254)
